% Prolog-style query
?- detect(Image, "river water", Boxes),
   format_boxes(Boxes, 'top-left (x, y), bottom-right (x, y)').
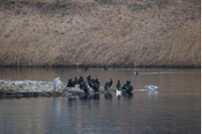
top-left (0, 68), bottom-right (200, 134)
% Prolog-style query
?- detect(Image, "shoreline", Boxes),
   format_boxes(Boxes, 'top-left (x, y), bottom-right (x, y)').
top-left (0, 65), bottom-right (200, 69)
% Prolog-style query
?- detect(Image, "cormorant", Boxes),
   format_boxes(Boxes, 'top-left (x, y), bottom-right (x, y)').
top-left (74, 77), bottom-right (78, 85)
top-left (67, 79), bottom-right (74, 87)
top-left (104, 78), bottom-right (113, 91)
top-left (122, 80), bottom-right (134, 95)
top-left (78, 76), bottom-right (84, 85)
top-left (116, 80), bottom-right (121, 90)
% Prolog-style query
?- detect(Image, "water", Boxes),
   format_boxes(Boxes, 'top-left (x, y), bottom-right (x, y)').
top-left (0, 68), bottom-right (200, 134)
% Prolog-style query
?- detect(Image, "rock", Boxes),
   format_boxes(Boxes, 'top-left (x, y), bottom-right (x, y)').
top-left (66, 87), bottom-right (85, 96)
top-left (0, 79), bottom-right (113, 98)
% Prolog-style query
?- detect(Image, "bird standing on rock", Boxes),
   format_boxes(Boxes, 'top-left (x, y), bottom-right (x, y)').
top-left (67, 79), bottom-right (74, 87)
top-left (53, 77), bottom-right (62, 90)
top-left (74, 77), bottom-right (78, 85)
top-left (78, 76), bottom-right (84, 85)
top-left (116, 80), bottom-right (121, 90)
top-left (104, 78), bottom-right (113, 99)
top-left (87, 75), bottom-right (92, 87)
top-left (86, 75), bottom-right (100, 92)
top-left (79, 81), bottom-right (89, 94)
top-left (109, 78), bottom-right (113, 87)
top-left (93, 78), bottom-right (100, 92)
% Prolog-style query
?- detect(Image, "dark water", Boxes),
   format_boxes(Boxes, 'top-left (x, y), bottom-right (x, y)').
top-left (0, 68), bottom-right (200, 134)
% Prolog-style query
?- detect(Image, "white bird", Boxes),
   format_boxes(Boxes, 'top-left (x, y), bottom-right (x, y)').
top-left (53, 77), bottom-right (62, 90)
top-left (146, 85), bottom-right (158, 90)
top-left (146, 85), bottom-right (158, 95)
top-left (116, 89), bottom-right (122, 97)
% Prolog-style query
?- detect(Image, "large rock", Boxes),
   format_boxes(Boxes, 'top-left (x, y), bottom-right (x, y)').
top-left (0, 79), bottom-right (66, 98)
top-left (0, 79), bottom-right (116, 98)
top-left (0, 79), bottom-right (61, 92)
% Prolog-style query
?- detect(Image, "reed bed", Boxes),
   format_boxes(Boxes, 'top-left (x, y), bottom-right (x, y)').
top-left (0, 0), bottom-right (200, 67)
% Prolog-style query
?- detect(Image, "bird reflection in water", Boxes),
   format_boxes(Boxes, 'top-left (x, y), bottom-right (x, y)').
top-left (53, 98), bottom-right (62, 117)
top-left (68, 96), bottom-right (77, 106)
top-left (104, 92), bottom-right (112, 100)
top-left (79, 94), bottom-right (100, 101)
top-left (91, 93), bottom-right (100, 100)
top-left (123, 92), bottom-right (133, 100)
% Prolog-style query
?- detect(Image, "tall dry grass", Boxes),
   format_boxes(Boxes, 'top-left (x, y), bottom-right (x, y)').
top-left (0, 0), bottom-right (200, 67)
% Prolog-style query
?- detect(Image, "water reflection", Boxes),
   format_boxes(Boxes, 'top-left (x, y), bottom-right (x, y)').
top-left (104, 92), bottom-right (113, 100)
top-left (0, 68), bottom-right (200, 134)
top-left (78, 94), bottom-right (101, 101)
top-left (53, 98), bottom-right (62, 116)
top-left (68, 97), bottom-right (77, 107)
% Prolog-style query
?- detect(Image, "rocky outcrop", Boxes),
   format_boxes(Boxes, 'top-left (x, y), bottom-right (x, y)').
top-left (0, 79), bottom-right (111, 98)
top-left (0, 79), bottom-right (59, 92)
top-left (0, 79), bottom-right (66, 98)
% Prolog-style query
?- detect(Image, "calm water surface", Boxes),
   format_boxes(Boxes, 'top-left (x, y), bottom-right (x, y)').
top-left (0, 68), bottom-right (200, 134)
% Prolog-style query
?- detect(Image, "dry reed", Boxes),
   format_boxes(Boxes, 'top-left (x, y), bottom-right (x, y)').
top-left (0, 0), bottom-right (200, 67)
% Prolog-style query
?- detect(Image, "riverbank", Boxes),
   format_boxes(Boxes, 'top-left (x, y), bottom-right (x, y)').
top-left (0, 65), bottom-right (200, 69)
top-left (0, 0), bottom-right (200, 67)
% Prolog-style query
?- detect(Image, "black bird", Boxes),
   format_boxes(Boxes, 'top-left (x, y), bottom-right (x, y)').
top-left (94, 83), bottom-right (100, 92)
top-left (95, 78), bottom-right (100, 87)
top-left (128, 85), bottom-right (134, 93)
top-left (108, 78), bottom-right (113, 88)
top-left (67, 79), bottom-right (74, 87)
top-left (87, 75), bottom-right (94, 88)
top-left (91, 78), bottom-right (100, 92)
top-left (122, 80), bottom-right (134, 95)
top-left (78, 76), bottom-right (84, 85)
top-left (116, 80), bottom-right (121, 90)
top-left (104, 83), bottom-right (109, 91)
top-left (86, 75), bottom-right (100, 92)
top-left (104, 78), bottom-right (113, 91)
top-left (122, 80), bottom-right (130, 90)
top-left (74, 77), bottom-right (78, 85)
top-left (79, 81), bottom-right (88, 94)
top-left (83, 85), bottom-right (89, 94)
top-left (87, 75), bottom-right (91, 84)
top-left (87, 75), bottom-right (91, 81)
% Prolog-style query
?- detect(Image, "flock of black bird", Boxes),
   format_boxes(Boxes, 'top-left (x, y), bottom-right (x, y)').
top-left (66, 75), bottom-right (134, 97)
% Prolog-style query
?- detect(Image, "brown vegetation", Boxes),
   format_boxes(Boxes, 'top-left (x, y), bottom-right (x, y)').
top-left (0, 0), bottom-right (200, 67)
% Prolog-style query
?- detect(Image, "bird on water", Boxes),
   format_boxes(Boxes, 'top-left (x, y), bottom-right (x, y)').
top-left (116, 80), bottom-right (122, 97)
